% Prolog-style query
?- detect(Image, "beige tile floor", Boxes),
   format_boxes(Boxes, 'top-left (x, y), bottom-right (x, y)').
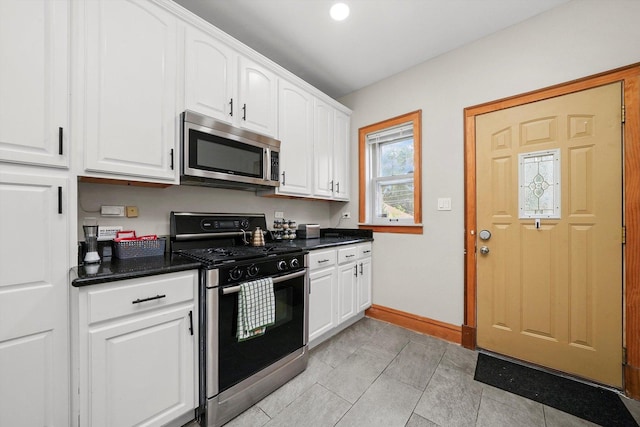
top-left (213, 317), bottom-right (640, 427)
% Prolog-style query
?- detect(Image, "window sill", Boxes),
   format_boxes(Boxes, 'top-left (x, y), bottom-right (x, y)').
top-left (358, 224), bottom-right (423, 234)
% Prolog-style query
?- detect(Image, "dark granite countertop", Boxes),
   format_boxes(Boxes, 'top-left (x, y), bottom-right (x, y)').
top-left (71, 229), bottom-right (372, 286)
top-left (269, 228), bottom-right (373, 251)
top-left (71, 253), bottom-right (201, 287)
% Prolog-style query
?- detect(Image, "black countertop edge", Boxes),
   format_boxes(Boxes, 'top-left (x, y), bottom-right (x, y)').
top-left (71, 253), bottom-right (201, 287)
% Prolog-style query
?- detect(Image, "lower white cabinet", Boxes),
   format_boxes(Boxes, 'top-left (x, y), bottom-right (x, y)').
top-left (0, 166), bottom-right (70, 427)
top-left (357, 244), bottom-right (372, 312)
top-left (308, 249), bottom-right (338, 342)
top-left (308, 242), bottom-right (372, 347)
top-left (73, 270), bottom-right (199, 427)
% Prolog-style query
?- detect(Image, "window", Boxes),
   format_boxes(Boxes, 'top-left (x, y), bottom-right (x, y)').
top-left (359, 110), bottom-right (422, 234)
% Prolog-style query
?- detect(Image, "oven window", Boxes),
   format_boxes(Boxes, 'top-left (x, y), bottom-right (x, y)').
top-left (190, 129), bottom-right (263, 178)
top-left (218, 276), bottom-right (304, 392)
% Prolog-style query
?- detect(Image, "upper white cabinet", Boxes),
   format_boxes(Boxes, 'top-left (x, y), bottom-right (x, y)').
top-left (333, 109), bottom-right (351, 201)
top-left (0, 0), bottom-right (69, 168)
top-left (184, 25), bottom-right (235, 123)
top-left (184, 26), bottom-right (277, 137)
top-left (237, 56), bottom-right (278, 137)
top-left (313, 99), bottom-right (350, 201)
top-left (275, 79), bottom-right (314, 196)
top-left (0, 167), bottom-right (70, 427)
top-left (78, 0), bottom-right (179, 182)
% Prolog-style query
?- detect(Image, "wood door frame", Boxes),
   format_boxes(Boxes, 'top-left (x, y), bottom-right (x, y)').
top-left (463, 63), bottom-right (640, 399)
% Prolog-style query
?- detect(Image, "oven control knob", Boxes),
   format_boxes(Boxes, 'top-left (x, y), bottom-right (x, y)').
top-left (229, 267), bottom-right (243, 281)
top-left (277, 260), bottom-right (288, 271)
top-left (247, 264), bottom-right (259, 277)
top-left (289, 258), bottom-right (300, 269)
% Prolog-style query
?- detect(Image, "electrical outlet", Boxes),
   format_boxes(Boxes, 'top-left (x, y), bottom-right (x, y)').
top-left (274, 211), bottom-right (284, 219)
top-left (342, 212), bottom-right (351, 219)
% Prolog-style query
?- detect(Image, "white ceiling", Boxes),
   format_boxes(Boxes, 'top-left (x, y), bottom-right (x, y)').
top-left (174, 0), bottom-right (570, 99)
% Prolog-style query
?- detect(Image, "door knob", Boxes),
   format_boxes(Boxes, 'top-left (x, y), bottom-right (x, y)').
top-left (480, 246), bottom-right (490, 255)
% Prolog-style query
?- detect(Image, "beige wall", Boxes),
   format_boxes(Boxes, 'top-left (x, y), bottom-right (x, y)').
top-left (78, 182), bottom-right (332, 237)
top-left (336, 0), bottom-right (640, 326)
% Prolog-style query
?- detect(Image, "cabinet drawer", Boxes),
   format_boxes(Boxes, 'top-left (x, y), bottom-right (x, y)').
top-left (358, 243), bottom-right (372, 259)
top-left (338, 246), bottom-right (358, 264)
top-left (85, 271), bottom-right (197, 324)
top-left (308, 249), bottom-right (337, 270)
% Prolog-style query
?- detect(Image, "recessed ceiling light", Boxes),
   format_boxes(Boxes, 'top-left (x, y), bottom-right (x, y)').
top-left (330, 3), bottom-right (350, 21)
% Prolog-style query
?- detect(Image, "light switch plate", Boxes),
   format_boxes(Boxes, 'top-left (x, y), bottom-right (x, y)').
top-left (437, 198), bottom-right (452, 211)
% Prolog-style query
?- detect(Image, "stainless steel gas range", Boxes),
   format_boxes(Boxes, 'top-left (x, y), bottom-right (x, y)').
top-left (170, 212), bottom-right (309, 427)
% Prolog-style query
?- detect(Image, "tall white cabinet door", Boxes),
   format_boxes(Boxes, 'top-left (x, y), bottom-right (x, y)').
top-left (0, 0), bottom-right (69, 168)
top-left (337, 263), bottom-right (358, 323)
top-left (88, 306), bottom-right (195, 427)
top-left (82, 0), bottom-right (178, 181)
top-left (358, 257), bottom-right (372, 312)
top-left (184, 26), bottom-right (235, 123)
top-left (0, 170), bottom-right (69, 427)
top-left (308, 268), bottom-right (337, 342)
top-left (277, 80), bottom-right (313, 196)
top-left (237, 56), bottom-right (277, 137)
top-left (313, 98), bottom-right (334, 198)
top-left (333, 110), bottom-right (350, 201)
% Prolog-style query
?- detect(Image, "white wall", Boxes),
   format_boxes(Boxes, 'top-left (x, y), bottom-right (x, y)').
top-left (336, 0), bottom-right (640, 326)
top-left (78, 182), bottom-right (333, 237)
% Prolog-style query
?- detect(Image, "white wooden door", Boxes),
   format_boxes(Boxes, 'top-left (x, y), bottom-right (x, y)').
top-left (184, 25), bottom-right (236, 123)
top-left (332, 110), bottom-right (350, 201)
top-left (82, 0), bottom-right (178, 182)
top-left (337, 263), bottom-right (358, 323)
top-left (89, 306), bottom-right (196, 427)
top-left (0, 0), bottom-right (69, 168)
top-left (0, 169), bottom-right (69, 426)
top-left (313, 98), bottom-right (334, 198)
top-left (237, 56), bottom-right (277, 137)
top-left (308, 268), bottom-right (337, 342)
top-left (277, 79), bottom-right (313, 196)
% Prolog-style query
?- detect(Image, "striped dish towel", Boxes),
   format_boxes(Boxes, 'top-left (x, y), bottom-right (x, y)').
top-left (237, 277), bottom-right (275, 341)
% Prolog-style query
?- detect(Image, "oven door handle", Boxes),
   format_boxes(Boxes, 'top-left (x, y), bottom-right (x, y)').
top-left (221, 269), bottom-right (306, 295)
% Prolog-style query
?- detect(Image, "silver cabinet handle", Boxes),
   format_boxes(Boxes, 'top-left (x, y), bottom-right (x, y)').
top-left (318, 259), bottom-right (330, 263)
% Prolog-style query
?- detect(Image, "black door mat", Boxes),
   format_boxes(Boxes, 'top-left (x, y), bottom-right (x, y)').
top-left (474, 353), bottom-right (638, 426)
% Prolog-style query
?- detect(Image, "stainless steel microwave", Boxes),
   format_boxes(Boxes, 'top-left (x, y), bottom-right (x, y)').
top-left (181, 110), bottom-right (280, 189)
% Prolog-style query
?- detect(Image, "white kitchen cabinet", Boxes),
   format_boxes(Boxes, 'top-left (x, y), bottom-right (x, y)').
top-left (275, 79), bottom-right (314, 196)
top-left (237, 56), bottom-right (278, 137)
top-left (307, 243), bottom-right (372, 347)
top-left (337, 246), bottom-right (358, 323)
top-left (332, 109), bottom-right (351, 201)
top-left (0, 167), bottom-right (70, 427)
top-left (78, 0), bottom-right (179, 183)
top-left (0, 0), bottom-right (69, 168)
top-left (184, 25), bottom-right (277, 138)
top-left (74, 270), bottom-right (199, 427)
top-left (357, 243), bottom-right (373, 311)
top-left (308, 249), bottom-right (338, 342)
top-left (313, 99), bottom-right (350, 200)
top-left (309, 267), bottom-right (338, 343)
top-left (184, 25), bottom-right (235, 123)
